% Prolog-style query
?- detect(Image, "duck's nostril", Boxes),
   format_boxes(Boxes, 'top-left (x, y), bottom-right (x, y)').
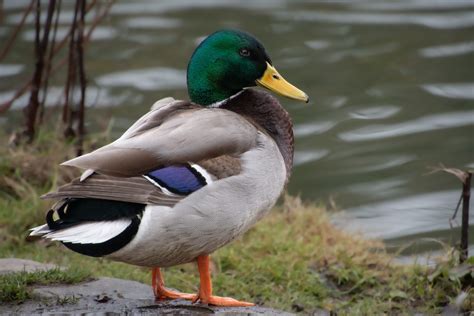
top-left (272, 75), bottom-right (280, 80)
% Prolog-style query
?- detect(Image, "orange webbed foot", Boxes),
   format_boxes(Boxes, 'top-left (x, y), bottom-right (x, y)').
top-left (194, 255), bottom-right (255, 307)
top-left (154, 287), bottom-right (196, 301)
top-left (153, 255), bottom-right (255, 307)
top-left (194, 294), bottom-right (254, 307)
top-left (152, 267), bottom-right (194, 301)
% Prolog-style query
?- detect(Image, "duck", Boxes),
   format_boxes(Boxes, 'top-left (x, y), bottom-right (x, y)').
top-left (29, 29), bottom-right (309, 307)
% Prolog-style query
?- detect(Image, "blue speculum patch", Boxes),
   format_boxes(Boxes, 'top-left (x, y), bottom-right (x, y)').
top-left (146, 165), bottom-right (207, 195)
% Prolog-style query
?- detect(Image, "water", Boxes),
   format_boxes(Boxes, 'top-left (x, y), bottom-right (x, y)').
top-left (1, 0), bottom-right (473, 256)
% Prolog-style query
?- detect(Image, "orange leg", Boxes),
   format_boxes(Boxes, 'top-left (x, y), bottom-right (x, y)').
top-left (193, 255), bottom-right (254, 307)
top-left (151, 267), bottom-right (195, 301)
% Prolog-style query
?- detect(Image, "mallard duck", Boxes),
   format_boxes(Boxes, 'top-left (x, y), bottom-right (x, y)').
top-left (29, 29), bottom-right (308, 307)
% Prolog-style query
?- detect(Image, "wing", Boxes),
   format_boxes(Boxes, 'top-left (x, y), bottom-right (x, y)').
top-left (42, 155), bottom-right (242, 206)
top-left (31, 98), bottom-right (255, 254)
top-left (32, 162), bottom-right (224, 255)
top-left (41, 173), bottom-right (183, 206)
top-left (61, 98), bottom-right (258, 177)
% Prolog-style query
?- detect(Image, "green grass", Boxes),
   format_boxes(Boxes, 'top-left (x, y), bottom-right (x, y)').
top-left (0, 129), bottom-right (472, 313)
top-left (0, 268), bottom-right (90, 303)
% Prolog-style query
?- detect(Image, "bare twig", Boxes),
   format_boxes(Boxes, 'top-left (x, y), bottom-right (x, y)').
top-left (63, 0), bottom-right (79, 138)
top-left (76, 0), bottom-right (87, 156)
top-left (448, 193), bottom-right (463, 229)
top-left (23, 0), bottom-right (57, 142)
top-left (39, 0), bottom-right (62, 123)
top-left (433, 164), bottom-right (472, 263)
top-left (459, 172), bottom-right (471, 262)
top-left (0, 0), bottom-right (97, 115)
top-left (0, 0), bottom-right (115, 115)
top-left (0, 0), bottom-right (35, 62)
top-left (84, 0), bottom-right (115, 41)
top-left (22, 0), bottom-right (41, 141)
top-left (50, 0), bottom-right (98, 58)
top-left (451, 194), bottom-right (463, 221)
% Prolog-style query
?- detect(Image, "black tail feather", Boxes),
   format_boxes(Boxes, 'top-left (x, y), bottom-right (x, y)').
top-left (45, 198), bottom-right (145, 257)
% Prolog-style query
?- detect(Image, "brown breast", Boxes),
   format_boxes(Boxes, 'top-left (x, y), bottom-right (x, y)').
top-left (221, 89), bottom-right (294, 179)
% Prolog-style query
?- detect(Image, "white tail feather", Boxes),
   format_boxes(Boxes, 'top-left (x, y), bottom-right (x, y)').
top-left (29, 224), bottom-right (51, 236)
top-left (40, 219), bottom-right (132, 244)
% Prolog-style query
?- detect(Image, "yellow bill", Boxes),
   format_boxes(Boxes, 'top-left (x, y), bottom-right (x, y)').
top-left (256, 62), bottom-right (309, 103)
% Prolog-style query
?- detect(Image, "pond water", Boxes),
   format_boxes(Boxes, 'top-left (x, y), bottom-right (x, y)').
top-left (1, 0), bottom-right (473, 257)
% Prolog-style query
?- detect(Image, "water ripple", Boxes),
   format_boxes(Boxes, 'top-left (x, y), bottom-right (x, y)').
top-left (123, 17), bottom-right (182, 29)
top-left (339, 111), bottom-right (474, 142)
top-left (354, 155), bottom-right (416, 173)
top-left (96, 68), bottom-right (186, 91)
top-left (419, 41), bottom-right (474, 58)
top-left (4, 0), bottom-right (32, 10)
top-left (349, 105), bottom-right (400, 120)
top-left (111, 0), bottom-right (286, 15)
top-left (333, 190), bottom-right (472, 239)
top-left (326, 43), bottom-right (399, 63)
top-left (0, 86), bottom-right (137, 110)
top-left (22, 26), bottom-right (117, 42)
top-left (305, 40), bottom-right (330, 50)
top-left (0, 64), bottom-right (24, 77)
top-left (346, 177), bottom-right (407, 199)
top-left (352, 0), bottom-right (474, 11)
top-left (275, 10), bottom-right (474, 29)
top-left (7, 10), bottom-right (94, 25)
top-left (294, 121), bottom-right (336, 137)
top-left (422, 83), bottom-right (474, 100)
top-left (294, 149), bottom-right (329, 166)
top-left (329, 96), bottom-right (348, 109)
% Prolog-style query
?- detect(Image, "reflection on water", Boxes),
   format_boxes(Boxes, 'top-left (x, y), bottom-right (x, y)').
top-left (1, 0), bottom-right (473, 255)
top-left (124, 17), bottom-right (182, 29)
top-left (333, 190), bottom-right (472, 239)
top-left (325, 42), bottom-right (399, 63)
top-left (352, 0), bottom-right (474, 11)
top-left (0, 64), bottom-right (23, 77)
top-left (339, 111), bottom-right (474, 141)
top-left (0, 86), bottom-right (137, 110)
top-left (294, 149), bottom-right (330, 166)
top-left (334, 190), bottom-right (474, 260)
top-left (348, 105), bottom-right (400, 120)
top-left (275, 10), bottom-right (474, 29)
top-left (419, 41), bottom-right (474, 58)
top-left (22, 26), bottom-right (117, 42)
top-left (294, 121), bottom-right (336, 137)
top-left (96, 68), bottom-right (186, 91)
top-left (422, 83), bottom-right (474, 100)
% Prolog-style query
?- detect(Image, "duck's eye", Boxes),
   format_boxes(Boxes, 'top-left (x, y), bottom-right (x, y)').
top-left (239, 48), bottom-right (251, 57)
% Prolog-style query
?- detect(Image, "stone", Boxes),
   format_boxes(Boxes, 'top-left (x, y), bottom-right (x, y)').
top-left (0, 259), bottom-right (295, 315)
top-left (0, 258), bottom-right (60, 275)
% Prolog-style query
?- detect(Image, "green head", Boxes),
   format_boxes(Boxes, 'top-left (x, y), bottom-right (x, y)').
top-left (187, 29), bottom-right (308, 106)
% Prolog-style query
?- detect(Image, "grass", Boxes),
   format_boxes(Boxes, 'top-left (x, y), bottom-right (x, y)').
top-left (0, 268), bottom-right (90, 303)
top-left (0, 128), bottom-right (472, 313)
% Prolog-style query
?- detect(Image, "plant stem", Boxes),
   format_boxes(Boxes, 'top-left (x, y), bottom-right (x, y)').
top-left (460, 172), bottom-right (471, 263)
